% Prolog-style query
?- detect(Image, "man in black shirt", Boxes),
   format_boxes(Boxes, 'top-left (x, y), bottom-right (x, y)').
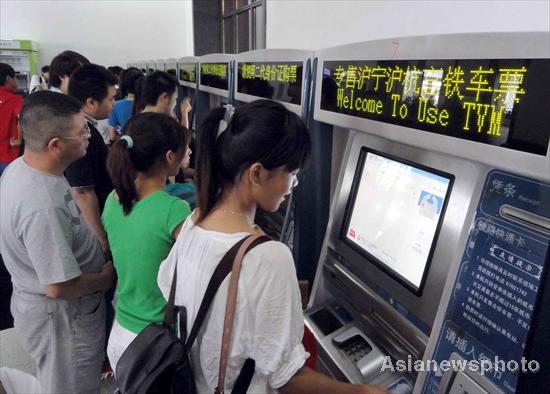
top-left (66, 64), bottom-right (116, 253)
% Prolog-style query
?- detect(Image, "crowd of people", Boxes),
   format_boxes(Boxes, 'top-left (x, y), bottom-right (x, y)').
top-left (0, 51), bottom-right (387, 394)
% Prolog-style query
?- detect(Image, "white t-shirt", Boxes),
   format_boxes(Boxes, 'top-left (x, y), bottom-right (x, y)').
top-left (0, 368), bottom-right (40, 394)
top-left (28, 75), bottom-right (48, 93)
top-left (157, 216), bottom-right (308, 393)
top-left (96, 119), bottom-right (111, 144)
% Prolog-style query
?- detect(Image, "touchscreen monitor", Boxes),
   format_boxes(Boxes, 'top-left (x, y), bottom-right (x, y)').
top-left (341, 148), bottom-right (453, 294)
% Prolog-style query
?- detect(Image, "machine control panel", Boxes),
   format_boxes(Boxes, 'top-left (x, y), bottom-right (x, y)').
top-left (334, 333), bottom-right (373, 363)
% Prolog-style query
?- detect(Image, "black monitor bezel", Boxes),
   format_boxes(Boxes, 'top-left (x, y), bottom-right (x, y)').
top-left (340, 147), bottom-right (455, 296)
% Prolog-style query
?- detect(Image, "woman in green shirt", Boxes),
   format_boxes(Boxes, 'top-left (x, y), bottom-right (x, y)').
top-left (102, 112), bottom-right (191, 372)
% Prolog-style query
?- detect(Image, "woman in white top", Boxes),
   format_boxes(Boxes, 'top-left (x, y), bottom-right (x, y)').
top-left (158, 100), bottom-right (387, 394)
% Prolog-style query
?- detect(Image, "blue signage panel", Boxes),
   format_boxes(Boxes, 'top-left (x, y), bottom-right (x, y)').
top-left (423, 171), bottom-right (550, 394)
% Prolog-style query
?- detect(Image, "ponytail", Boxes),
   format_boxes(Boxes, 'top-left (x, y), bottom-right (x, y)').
top-left (131, 76), bottom-right (145, 115)
top-left (120, 67), bottom-right (142, 99)
top-left (195, 99), bottom-right (311, 224)
top-left (107, 112), bottom-right (188, 215)
top-left (196, 107), bottom-right (226, 223)
top-left (106, 137), bottom-right (137, 215)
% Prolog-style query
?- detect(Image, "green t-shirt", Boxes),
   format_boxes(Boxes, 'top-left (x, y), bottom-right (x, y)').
top-left (102, 190), bottom-right (191, 333)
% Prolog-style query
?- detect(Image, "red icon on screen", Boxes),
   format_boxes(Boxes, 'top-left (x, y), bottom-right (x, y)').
top-left (349, 229), bottom-right (356, 238)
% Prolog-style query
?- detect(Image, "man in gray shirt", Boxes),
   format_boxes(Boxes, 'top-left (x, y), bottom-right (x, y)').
top-left (0, 91), bottom-right (115, 393)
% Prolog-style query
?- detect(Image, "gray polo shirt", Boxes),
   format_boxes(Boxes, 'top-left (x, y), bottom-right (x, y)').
top-left (0, 158), bottom-right (104, 294)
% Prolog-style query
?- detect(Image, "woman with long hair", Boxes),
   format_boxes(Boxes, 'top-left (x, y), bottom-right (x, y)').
top-left (102, 112), bottom-right (192, 371)
top-left (158, 100), bottom-right (386, 394)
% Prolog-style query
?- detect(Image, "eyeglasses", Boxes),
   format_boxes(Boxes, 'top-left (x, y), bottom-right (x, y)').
top-left (59, 122), bottom-right (92, 140)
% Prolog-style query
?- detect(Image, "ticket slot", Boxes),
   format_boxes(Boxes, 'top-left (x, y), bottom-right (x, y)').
top-left (499, 204), bottom-right (550, 236)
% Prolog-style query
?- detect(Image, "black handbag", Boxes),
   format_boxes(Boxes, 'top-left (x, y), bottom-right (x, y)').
top-left (115, 233), bottom-right (270, 394)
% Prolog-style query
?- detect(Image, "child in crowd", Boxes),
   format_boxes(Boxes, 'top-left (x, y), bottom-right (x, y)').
top-left (108, 67), bottom-right (142, 133)
top-left (102, 112), bottom-right (192, 370)
top-left (157, 100), bottom-right (387, 394)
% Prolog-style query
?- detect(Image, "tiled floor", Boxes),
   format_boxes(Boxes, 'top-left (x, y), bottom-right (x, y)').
top-left (0, 327), bottom-right (115, 393)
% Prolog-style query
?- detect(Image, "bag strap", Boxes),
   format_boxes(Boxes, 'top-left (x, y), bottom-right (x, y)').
top-left (231, 358), bottom-right (255, 394)
top-left (162, 265), bottom-right (188, 339)
top-left (163, 215), bottom-right (192, 329)
top-left (163, 260), bottom-right (179, 327)
top-left (215, 234), bottom-right (265, 394)
top-left (185, 233), bottom-right (271, 350)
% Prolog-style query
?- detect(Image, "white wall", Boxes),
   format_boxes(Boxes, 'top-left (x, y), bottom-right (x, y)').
top-left (266, 0), bottom-right (550, 50)
top-left (0, 0), bottom-right (194, 67)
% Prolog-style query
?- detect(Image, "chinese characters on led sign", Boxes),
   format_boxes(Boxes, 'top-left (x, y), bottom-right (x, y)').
top-left (200, 63), bottom-right (229, 90)
top-left (201, 63), bottom-right (227, 78)
top-left (321, 59), bottom-right (550, 155)
top-left (238, 62), bottom-right (303, 105)
top-left (240, 63), bottom-right (299, 83)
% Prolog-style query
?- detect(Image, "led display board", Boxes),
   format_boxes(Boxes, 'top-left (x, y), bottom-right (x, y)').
top-left (179, 63), bottom-right (196, 83)
top-left (321, 59), bottom-right (550, 155)
top-left (200, 62), bottom-right (229, 90)
top-left (237, 61), bottom-right (303, 105)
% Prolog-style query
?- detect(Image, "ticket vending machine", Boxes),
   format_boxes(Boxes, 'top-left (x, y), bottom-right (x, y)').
top-left (196, 54), bottom-right (235, 131)
top-left (154, 59), bottom-right (165, 72)
top-left (0, 39), bottom-right (40, 95)
top-left (233, 49), bottom-right (331, 290)
top-left (177, 56), bottom-right (199, 129)
top-left (138, 62), bottom-right (147, 75)
top-left (146, 60), bottom-right (155, 75)
top-left (304, 32), bottom-right (550, 393)
top-left (163, 57), bottom-right (191, 131)
top-left (165, 58), bottom-right (178, 77)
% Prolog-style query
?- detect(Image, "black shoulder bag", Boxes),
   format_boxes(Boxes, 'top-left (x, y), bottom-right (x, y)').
top-left (115, 233), bottom-right (270, 394)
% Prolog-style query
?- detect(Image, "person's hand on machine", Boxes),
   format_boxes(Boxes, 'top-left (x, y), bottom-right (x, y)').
top-left (180, 96), bottom-right (192, 115)
top-left (179, 97), bottom-right (192, 128)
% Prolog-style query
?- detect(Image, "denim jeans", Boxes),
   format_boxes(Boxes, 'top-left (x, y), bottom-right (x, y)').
top-left (0, 162), bottom-right (8, 177)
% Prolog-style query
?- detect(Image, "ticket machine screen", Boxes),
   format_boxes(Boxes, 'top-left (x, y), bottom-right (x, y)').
top-left (341, 149), bottom-right (453, 293)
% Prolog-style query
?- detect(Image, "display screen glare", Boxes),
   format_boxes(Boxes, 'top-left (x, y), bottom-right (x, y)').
top-left (342, 149), bottom-right (453, 293)
top-left (321, 59), bottom-right (550, 155)
top-left (200, 62), bottom-right (228, 90)
top-left (237, 61), bottom-right (303, 105)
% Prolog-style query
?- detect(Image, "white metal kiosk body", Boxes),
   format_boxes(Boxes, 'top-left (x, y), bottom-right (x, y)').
top-left (196, 53), bottom-right (235, 130)
top-left (305, 32), bottom-right (550, 393)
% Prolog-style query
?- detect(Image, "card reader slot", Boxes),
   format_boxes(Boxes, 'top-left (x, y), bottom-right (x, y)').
top-left (499, 204), bottom-right (550, 235)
